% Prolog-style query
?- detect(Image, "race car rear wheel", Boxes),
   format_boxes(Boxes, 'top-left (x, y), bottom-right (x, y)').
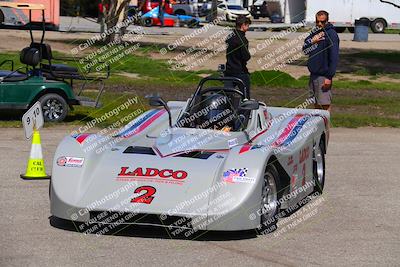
top-left (257, 164), bottom-right (281, 234)
top-left (313, 139), bottom-right (326, 194)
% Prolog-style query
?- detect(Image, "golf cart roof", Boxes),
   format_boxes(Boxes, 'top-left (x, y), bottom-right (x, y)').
top-left (0, 2), bottom-right (45, 10)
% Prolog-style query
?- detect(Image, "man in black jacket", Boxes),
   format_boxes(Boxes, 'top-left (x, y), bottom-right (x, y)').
top-left (303, 10), bottom-right (339, 112)
top-left (225, 15), bottom-right (252, 98)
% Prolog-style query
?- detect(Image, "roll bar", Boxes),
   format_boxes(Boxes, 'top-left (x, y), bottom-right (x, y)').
top-left (193, 76), bottom-right (248, 99)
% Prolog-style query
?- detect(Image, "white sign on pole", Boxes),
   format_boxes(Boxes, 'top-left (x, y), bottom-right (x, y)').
top-left (22, 101), bottom-right (44, 139)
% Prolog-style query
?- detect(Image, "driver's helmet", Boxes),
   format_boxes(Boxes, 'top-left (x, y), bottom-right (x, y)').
top-left (199, 93), bottom-right (234, 130)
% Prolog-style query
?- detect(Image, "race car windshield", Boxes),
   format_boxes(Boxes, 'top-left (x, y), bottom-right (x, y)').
top-left (228, 5), bottom-right (244, 10)
top-left (175, 92), bottom-right (246, 132)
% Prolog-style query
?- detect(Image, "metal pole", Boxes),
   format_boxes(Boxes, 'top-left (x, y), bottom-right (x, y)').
top-left (41, 10), bottom-right (45, 44)
top-left (29, 10), bottom-right (33, 43)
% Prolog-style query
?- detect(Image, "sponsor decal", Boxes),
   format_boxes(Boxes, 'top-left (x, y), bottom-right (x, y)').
top-left (263, 109), bottom-right (269, 120)
top-left (57, 156), bottom-right (85, 167)
top-left (114, 109), bottom-right (166, 139)
top-left (228, 138), bottom-right (238, 148)
top-left (239, 144), bottom-right (263, 154)
top-left (273, 115), bottom-right (310, 147)
top-left (71, 133), bottom-right (93, 144)
top-left (223, 168), bottom-right (255, 184)
top-left (117, 167), bottom-right (187, 185)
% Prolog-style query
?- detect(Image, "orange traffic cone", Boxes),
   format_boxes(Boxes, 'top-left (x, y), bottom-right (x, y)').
top-left (20, 129), bottom-right (51, 180)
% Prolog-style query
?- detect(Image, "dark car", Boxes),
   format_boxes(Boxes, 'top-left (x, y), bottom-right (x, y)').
top-left (250, 0), bottom-right (268, 19)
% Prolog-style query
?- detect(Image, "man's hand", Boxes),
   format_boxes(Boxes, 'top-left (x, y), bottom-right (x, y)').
top-left (312, 32), bottom-right (325, 44)
top-left (322, 78), bottom-right (332, 89)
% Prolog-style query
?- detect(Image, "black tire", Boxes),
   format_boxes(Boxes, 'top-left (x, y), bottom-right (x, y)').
top-left (187, 19), bottom-right (199, 28)
top-left (226, 14), bottom-right (230, 22)
top-left (0, 10), bottom-right (4, 24)
top-left (38, 93), bottom-right (68, 122)
top-left (347, 27), bottom-right (354, 33)
top-left (257, 163), bottom-right (281, 234)
top-left (143, 18), bottom-right (153, 27)
top-left (371, 18), bottom-right (386, 33)
top-left (335, 27), bottom-right (346, 33)
top-left (312, 139), bottom-right (326, 194)
top-left (174, 9), bottom-right (185, 15)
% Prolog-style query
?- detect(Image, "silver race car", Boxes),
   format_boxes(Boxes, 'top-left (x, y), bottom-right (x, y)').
top-left (50, 76), bottom-right (329, 234)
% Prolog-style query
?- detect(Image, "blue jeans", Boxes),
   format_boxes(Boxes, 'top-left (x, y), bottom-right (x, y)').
top-left (158, 9), bottom-right (164, 27)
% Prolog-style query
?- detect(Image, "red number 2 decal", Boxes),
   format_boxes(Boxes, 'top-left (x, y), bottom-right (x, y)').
top-left (131, 186), bottom-right (156, 204)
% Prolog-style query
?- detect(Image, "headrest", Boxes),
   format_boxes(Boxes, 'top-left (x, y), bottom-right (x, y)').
top-left (20, 47), bottom-right (40, 67)
top-left (30, 42), bottom-right (53, 60)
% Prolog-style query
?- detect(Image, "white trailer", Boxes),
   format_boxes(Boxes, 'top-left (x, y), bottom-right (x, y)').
top-left (305, 0), bottom-right (400, 33)
top-left (253, 0), bottom-right (400, 32)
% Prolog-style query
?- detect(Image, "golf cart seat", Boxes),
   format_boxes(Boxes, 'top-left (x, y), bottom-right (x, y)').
top-left (0, 70), bottom-right (27, 82)
top-left (0, 47), bottom-right (39, 82)
top-left (41, 63), bottom-right (78, 73)
top-left (0, 70), bottom-right (25, 77)
top-left (30, 42), bottom-right (81, 78)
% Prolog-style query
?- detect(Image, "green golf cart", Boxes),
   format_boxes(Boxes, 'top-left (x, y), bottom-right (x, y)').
top-left (0, 2), bottom-right (109, 122)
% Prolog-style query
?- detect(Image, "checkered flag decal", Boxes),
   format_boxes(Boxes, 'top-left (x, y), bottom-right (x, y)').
top-left (233, 168), bottom-right (248, 177)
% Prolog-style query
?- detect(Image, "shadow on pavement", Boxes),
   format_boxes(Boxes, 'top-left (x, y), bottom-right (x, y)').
top-left (49, 216), bottom-right (259, 241)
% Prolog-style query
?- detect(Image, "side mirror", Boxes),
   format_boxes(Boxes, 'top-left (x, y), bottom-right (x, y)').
top-left (148, 95), bottom-right (165, 107)
top-left (145, 95), bottom-right (172, 127)
top-left (239, 100), bottom-right (259, 110)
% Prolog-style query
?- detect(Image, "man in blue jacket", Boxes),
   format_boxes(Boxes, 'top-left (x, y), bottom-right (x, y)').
top-left (303, 10), bottom-right (339, 112)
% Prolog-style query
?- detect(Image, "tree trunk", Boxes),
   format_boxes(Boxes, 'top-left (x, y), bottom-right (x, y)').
top-left (102, 0), bottom-right (131, 43)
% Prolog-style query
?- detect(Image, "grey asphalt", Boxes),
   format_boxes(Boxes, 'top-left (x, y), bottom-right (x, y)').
top-left (1, 126), bottom-right (399, 266)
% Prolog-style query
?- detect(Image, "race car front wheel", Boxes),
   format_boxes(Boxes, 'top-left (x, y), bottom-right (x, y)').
top-left (313, 139), bottom-right (326, 194)
top-left (257, 164), bottom-right (281, 234)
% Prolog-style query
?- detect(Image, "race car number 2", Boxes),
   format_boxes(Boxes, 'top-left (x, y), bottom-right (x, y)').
top-left (131, 186), bottom-right (156, 204)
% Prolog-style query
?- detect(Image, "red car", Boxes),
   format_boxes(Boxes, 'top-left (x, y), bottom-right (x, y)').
top-left (140, 0), bottom-right (173, 15)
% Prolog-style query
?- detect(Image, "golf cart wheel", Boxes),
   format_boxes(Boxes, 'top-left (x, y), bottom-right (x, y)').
top-left (38, 93), bottom-right (68, 122)
top-left (257, 164), bottom-right (281, 235)
top-left (371, 18), bottom-right (386, 33)
top-left (347, 27), bottom-right (354, 33)
top-left (226, 14), bottom-right (230, 22)
top-left (312, 138), bottom-right (326, 194)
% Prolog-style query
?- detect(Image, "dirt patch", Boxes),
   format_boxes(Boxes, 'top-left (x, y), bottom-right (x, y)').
top-left (116, 72), bottom-right (142, 79)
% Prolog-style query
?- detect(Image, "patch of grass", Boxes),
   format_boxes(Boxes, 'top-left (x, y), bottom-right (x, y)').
top-left (251, 70), bottom-right (303, 88)
top-left (252, 70), bottom-right (400, 91)
top-left (331, 114), bottom-right (400, 128)
top-left (0, 91), bottom-right (147, 128)
top-left (385, 29), bottom-right (400, 34)
top-left (351, 51), bottom-right (400, 63)
top-left (354, 68), bottom-right (371, 76)
top-left (1, 51), bottom-right (400, 128)
top-left (387, 73), bottom-right (400, 80)
top-left (334, 80), bottom-right (400, 90)
top-left (67, 92), bottom-right (148, 128)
